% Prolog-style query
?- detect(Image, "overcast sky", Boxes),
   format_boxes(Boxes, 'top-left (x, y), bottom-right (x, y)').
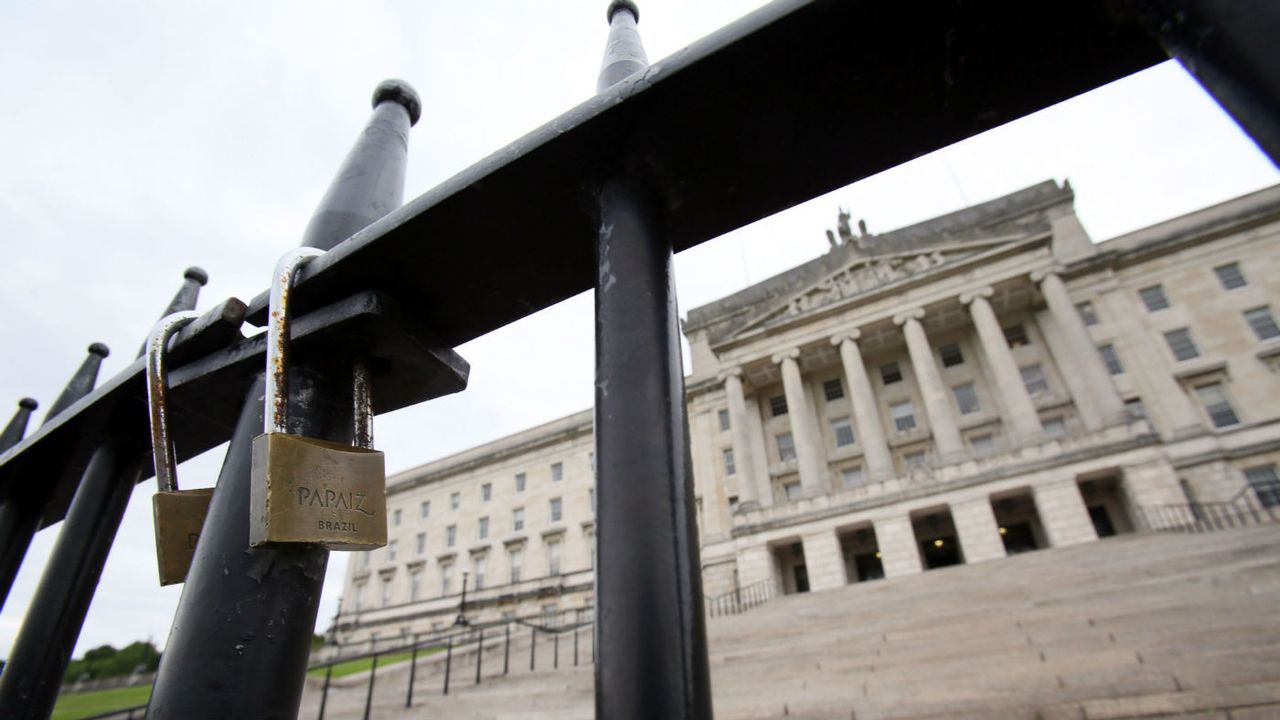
top-left (0, 1), bottom-right (1275, 659)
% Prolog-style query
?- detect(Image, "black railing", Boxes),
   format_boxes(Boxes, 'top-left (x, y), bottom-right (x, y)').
top-left (707, 578), bottom-right (777, 618)
top-left (1137, 491), bottom-right (1277, 534)
top-left (0, 2), bottom-right (1275, 719)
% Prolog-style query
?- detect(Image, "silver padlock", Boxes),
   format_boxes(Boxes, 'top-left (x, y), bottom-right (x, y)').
top-left (146, 310), bottom-right (214, 586)
top-left (249, 248), bottom-right (387, 549)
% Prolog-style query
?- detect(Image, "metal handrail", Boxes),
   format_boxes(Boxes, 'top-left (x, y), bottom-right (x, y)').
top-left (707, 578), bottom-right (777, 618)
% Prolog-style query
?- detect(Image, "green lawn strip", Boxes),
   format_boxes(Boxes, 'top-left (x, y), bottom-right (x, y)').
top-left (309, 647), bottom-right (443, 678)
top-left (52, 684), bottom-right (151, 720)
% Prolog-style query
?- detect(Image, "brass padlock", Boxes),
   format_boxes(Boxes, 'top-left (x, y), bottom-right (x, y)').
top-left (249, 247), bottom-right (387, 550)
top-left (146, 310), bottom-right (215, 586)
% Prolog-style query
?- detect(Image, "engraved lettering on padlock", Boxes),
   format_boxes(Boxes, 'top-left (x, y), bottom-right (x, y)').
top-left (249, 248), bottom-right (387, 550)
top-left (146, 311), bottom-right (214, 586)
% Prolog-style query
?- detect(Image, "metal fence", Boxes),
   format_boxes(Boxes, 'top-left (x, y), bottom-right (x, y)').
top-left (0, 1), bottom-right (1275, 719)
top-left (1137, 492), bottom-right (1278, 534)
top-left (707, 578), bottom-right (777, 618)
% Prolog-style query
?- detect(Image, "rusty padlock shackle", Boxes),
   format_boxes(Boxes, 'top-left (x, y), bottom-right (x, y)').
top-left (264, 247), bottom-right (324, 435)
top-left (146, 310), bottom-right (200, 493)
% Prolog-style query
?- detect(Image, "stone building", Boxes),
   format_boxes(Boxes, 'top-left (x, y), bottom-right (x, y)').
top-left (333, 179), bottom-right (1280, 646)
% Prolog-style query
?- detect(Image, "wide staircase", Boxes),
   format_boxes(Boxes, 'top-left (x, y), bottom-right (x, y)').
top-left (299, 524), bottom-right (1280, 719)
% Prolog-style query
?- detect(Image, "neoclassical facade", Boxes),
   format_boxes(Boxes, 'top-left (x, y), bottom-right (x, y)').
top-left (333, 180), bottom-right (1280, 646)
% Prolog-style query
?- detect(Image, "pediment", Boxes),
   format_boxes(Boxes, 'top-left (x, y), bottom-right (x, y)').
top-left (731, 233), bottom-right (1031, 339)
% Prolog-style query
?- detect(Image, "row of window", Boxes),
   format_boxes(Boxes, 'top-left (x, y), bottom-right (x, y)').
top-left (1090, 307), bottom-right (1279, 378)
top-left (401, 460), bottom-right (582, 526)
top-left (1133, 262), bottom-right (1249, 316)
top-left (372, 493), bottom-right (595, 566)
top-left (353, 535), bottom-right (596, 611)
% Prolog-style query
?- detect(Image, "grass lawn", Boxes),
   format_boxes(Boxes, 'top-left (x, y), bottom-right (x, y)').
top-left (52, 684), bottom-right (151, 720)
top-left (309, 648), bottom-right (427, 678)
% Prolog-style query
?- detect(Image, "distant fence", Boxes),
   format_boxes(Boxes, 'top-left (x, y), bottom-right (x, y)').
top-left (707, 578), bottom-right (776, 618)
top-left (1137, 492), bottom-right (1277, 534)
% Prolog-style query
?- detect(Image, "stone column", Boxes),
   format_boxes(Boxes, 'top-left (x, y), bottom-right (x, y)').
top-left (801, 530), bottom-right (846, 591)
top-left (736, 544), bottom-right (775, 589)
top-left (873, 515), bottom-right (923, 578)
top-left (1095, 281), bottom-right (1204, 438)
top-left (894, 308), bottom-right (966, 463)
top-left (1036, 310), bottom-right (1104, 431)
top-left (950, 498), bottom-right (1007, 563)
top-left (721, 368), bottom-right (761, 510)
top-left (961, 287), bottom-right (1043, 445)
top-left (833, 332), bottom-right (895, 481)
top-left (1034, 479), bottom-right (1098, 547)
top-left (773, 348), bottom-right (826, 497)
top-left (1034, 270), bottom-right (1128, 426)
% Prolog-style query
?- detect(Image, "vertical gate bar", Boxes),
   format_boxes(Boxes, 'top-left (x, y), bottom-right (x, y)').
top-left (147, 81), bottom-right (420, 720)
top-left (317, 665), bottom-right (332, 720)
top-left (504, 624), bottom-right (511, 675)
top-left (0, 342), bottom-right (109, 616)
top-left (1129, 0), bottom-right (1280, 165)
top-left (475, 628), bottom-right (484, 684)
top-left (0, 441), bottom-right (133, 717)
top-left (593, 3), bottom-right (712, 719)
top-left (362, 653), bottom-right (379, 720)
top-left (406, 633), bottom-right (419, 708)
top-left (554, 631), bottom-right (560, 669)
top-left (0, 265), bottom-right (208, 716)
top-left (530, 627), bottom-right (537, 672)
top-left (443, 637), bottom-right (453, 695)
top-left (574, 623), bottom-right (580, 666)
top-left (0, 397), bottom-right (38, 612)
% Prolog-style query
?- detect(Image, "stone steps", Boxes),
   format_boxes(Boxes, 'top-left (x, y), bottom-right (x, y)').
top-left (299, 524), bottom-right (1280, 719)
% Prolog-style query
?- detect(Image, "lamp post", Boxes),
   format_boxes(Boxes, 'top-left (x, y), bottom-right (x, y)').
top-left (454, 569), bottom-right (470, 627)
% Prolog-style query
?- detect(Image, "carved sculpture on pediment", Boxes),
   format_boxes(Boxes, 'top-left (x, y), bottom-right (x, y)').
top-left (836, 207), bottom-right (855, 245)
top-left (785, 251), bottom-right (953, 318)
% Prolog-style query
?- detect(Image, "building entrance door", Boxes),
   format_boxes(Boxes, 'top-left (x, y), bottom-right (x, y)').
top-left (853, 552), bottom-right (884, 581)
top-left (793, 565), bottom-right (810, 593)
top-left (1089, 506), bottom-right (1116, 537)
top-left (919, 535), bottom-right (962, 569)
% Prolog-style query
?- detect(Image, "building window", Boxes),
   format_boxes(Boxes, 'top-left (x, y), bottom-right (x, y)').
top-left (722, 447), bottom-right (736, 475)
top-left (589, 488), bottom-right (595, 513)
top-left (410, 570), bottom-right (422, 603)
top-left (420, 501), bottom-right (430, 519)
top-left (392, 509), bottom-right (401, 527)
top-left (515, 473), bottom-right (527, 492)
top-left (831, 417), bottom-right (856, 447)
top-left (880, 362), bottom-right (903, 385)
top-left (1244, 465), bottom-right (1280, 508)
top-left (970, 434), bottom-right (996, 458)
top-left (354, 582), bottom-right (365, 612)
top-left (1125, 397), bottom-right (1147, 420)
top-left (450, 492), bottom-right (460, 511)
top-left (482, 483), bottom-right (492, 502)
top-left (1245, 307), bottom-right (1280, 341)
top-left (388, 540), bottom-right (398, 562)
top-left (512, 507), bottom-right (524, 532)
top-left (770, 395), bottom-right (788, 416)
top-left (441, 563), bottom-right (454, 596)
top-left (416, 532), bottom-right (426, 555)
top-left (1164, 328), bottom-right (1200, 362)
top-left (1003, 325), bottom-right (1030, 347)
top-left (549, 497), bottom-right (563, 523)
top-left (446, 525), bottom-right (456, 548)
top-left (551, 462), bottom-right (564, 483)
top-left (841, 466), bottom-right (864, 489)
top-left (952, 382), bottom-right (980, 415)
top-left (823, 378), bottom-right (844, 401)
top-left (776, 433), bottom-right (796, 462)
top-left (1214, 262), bottom-right (1247, 290)
top-left (478, 516), bottom-right (489, 540)
top-left (718, 409), bottom-right (730, 431)
top-left (1139, 285), bottom-right (1170, 312)
top-left (509, 547), bottom-right (523, 583)
top-left (1043, 416), bottom-right (1068, 438)
top-left (473, 555), bottom-right (487, 590)
top-left (1020, 364), bottom-right (1049, 396)
top-left (547, 539), bottom-right (562, 576)
top-left (783, 482), bottom-right (802, 501)
top-left (589, 452), bottom-right (596, 477)
top-left (1097, 344), bottom-right (1124, 375)
top-left (903, 451), bottom-right (927, 468)
top-left (362, 552), bottom-right (371, 569)
top-left (381, 579), bottom-right (392, 608)
top-left (939, 343), bottom-right (964, 367)
top-left (890, 400), bottom-right (916, 432)
top-left (1194, 383), bottom-right (1239, 428)
top-left (1076, 301), bottom-right (1099, 326)
top-left (587, 530), bottom-right (597, 569)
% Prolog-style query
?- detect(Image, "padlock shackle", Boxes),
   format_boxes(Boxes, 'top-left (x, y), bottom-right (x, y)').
top-left (265, 248), bottom-right (325, 435)
top-left (146, 311), bottom-right (200, 493)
